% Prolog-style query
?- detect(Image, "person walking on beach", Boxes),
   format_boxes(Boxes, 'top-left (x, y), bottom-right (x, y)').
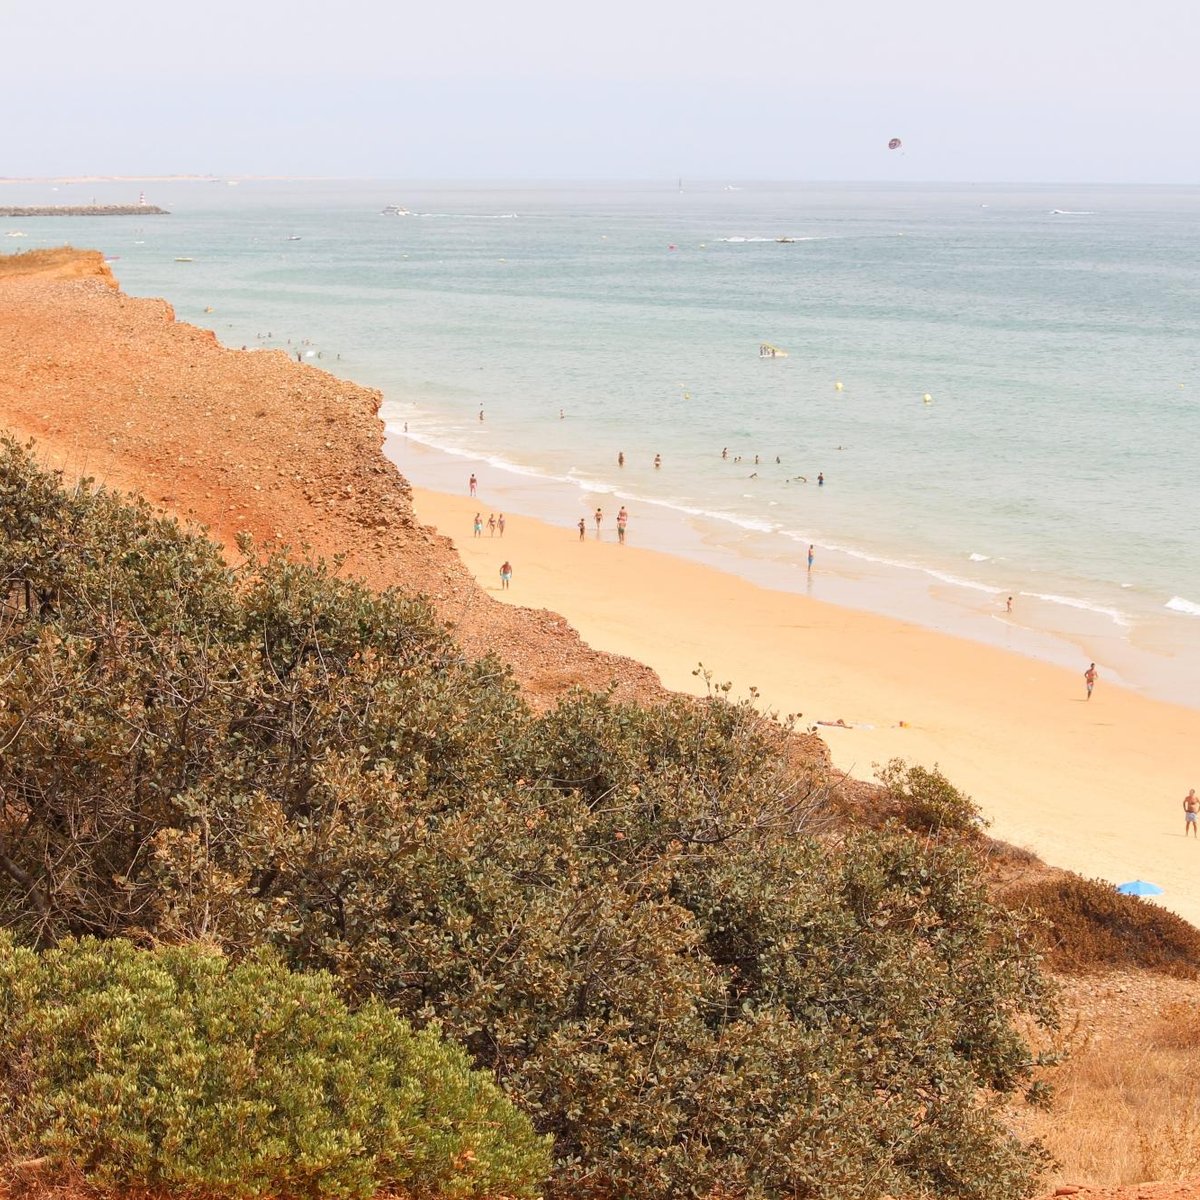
top-left (473, 513), bottom-right (483, 538)
top-left (497, 513), bottom-right (506, 537)
top-left (618, 451), bottom-right (625, 467)
top-left (1084, 662), bottom-right (1097, 700)
top-left (617, 506), bottom-right (628, 544)
top-left (487, 513), bottom-right (497, 537)
top-left (578, 517), bottom-right (586, 541)
top-left (1006, 595), bottom-right (1013, 613)
top-left (499, 560), bottom-right (512, 590)
top-left (654, 453), bottom-right (662, 469)
top-left (817, 472), bottom-right (825, 487)
top-left (469, 473), bottom-right (478, 497)
top-left (594, 506), bottom-right (603, 535)
top-left (1185, 789), bottom-right (1199, 837)
top-left (807, 544), bottom-right (815, 571)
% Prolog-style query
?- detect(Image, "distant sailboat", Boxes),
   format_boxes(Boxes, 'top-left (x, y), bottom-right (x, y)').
top-left (678, 177), bottom-right (683, 193)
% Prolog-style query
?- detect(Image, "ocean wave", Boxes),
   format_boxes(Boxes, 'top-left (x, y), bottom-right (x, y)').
top-left (395, 429), bottom-right (581, 487)
top-left (968, 553), bottom-right (990, 562)
top-left (1026, 592), bottom-right (1131, 627)
top-left (417, 212), bottom-right (520, 220)
top-left (390, 422), bottom-right (782, 534)
top-left (1166, 596), bottom-right (1200, 617)
top-left (716, 235), bottom-right (827, 243)
top-left (780, 532), bottom-right (999, 591)
top-left (924, 569), bottom-right (1001, 595)
top-left (634, 493), bottom-right (779, 533)
top-left (1049, 209), bottom-right (1095, 215)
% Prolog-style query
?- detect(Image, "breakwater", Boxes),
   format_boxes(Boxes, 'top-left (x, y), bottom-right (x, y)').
top-left (0, 205), bottom-right (169, 217)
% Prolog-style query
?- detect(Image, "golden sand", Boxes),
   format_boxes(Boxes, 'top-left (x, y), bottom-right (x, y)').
top-left (408, 480), bottom-right (1200, 929)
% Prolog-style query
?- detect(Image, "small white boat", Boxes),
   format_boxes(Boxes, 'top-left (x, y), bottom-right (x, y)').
top-left (286, 235), bottom-right (302, 241)
top-left (381, 205), bottom-right (413, 216)
top-left (759, 343), bottom-right (789, 359)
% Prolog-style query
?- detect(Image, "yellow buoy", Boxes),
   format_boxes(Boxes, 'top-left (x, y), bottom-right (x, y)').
top-left (834, 381), bottom-right (844, 391)
top-left (922, 393), bottom-right (933, 404)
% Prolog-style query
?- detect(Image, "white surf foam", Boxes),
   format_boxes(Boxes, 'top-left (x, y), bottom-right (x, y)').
top-left (1166, 596), bottom-right (1200, 617)
top-left (1026, 592), bottom-right (1131, 627)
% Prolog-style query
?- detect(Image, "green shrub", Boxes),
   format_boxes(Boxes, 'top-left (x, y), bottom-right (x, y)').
top-left (877, 759), bottom-right (989, 839)
top-left (0, 935), bottom-right (549, 1199)
top-left (0, 442), bottom-right (1058, 1200)
top-left (1005, 874), bottom-right (1200, 977)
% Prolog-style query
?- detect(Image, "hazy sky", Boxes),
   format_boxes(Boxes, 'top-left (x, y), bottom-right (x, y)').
top-left (5, 0), bottom-right (1197, 182)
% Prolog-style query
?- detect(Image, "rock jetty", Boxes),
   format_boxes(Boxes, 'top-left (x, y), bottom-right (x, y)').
top-left (0, 205), bottom-right (168, 217)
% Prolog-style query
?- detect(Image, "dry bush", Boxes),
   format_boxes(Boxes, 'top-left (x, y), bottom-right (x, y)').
top-left (1005, 875), bottom-right (1200, 977)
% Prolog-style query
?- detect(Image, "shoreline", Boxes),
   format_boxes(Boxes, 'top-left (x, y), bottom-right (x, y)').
top-left (384, 424), bottom-right (1200, 712)
top-left (390, 432), bottom-right (1200, 930)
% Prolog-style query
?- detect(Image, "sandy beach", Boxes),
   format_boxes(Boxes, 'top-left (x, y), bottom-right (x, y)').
top-left (402, 465), bottom-right (1200, 929)
top-left (4, 249), bottom-right (1200, 932)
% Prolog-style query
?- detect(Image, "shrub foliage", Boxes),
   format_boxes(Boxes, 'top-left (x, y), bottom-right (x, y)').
top-left (0, 935), bottom-right (548, 1198)
top-left (0, 439), bottom-right (1057, 1200)
top-left (1006, 874), bottom-right (1200, 978)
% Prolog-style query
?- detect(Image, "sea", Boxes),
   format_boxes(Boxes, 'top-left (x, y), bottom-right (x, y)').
top-left (5, 178), bottom-right (1200, 706)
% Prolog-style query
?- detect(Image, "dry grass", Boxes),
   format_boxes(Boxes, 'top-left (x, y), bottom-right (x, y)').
top-left (0, 248), bottom-right (112, 282)
top-left (1016, 975), bottom-right (1200, 1188)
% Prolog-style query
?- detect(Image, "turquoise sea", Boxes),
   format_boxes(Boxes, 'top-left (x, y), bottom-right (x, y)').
top-left (6, 178), bottom-right (1200, 705)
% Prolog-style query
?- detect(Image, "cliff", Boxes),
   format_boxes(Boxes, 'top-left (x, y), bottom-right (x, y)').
top-left (0, 248), bottom-right (680, 710)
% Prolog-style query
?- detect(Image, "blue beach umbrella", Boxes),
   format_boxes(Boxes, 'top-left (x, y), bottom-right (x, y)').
top-left (1115, 880), bottom-right (1164, 896)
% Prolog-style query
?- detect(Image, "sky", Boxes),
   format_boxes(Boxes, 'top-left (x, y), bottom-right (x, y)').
top-left (4, 0), bottom-right (1198, 182)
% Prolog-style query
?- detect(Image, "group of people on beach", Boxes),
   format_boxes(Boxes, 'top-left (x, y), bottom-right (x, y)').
top-left (466, 475), bottom-right (512, 590)
top-left (472, 512), bottom-right (506, 538)
top-left (580, 505), bottom-right (629, 543)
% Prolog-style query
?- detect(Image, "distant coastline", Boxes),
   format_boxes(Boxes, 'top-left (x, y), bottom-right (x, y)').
top-left (0, 205), bottom-right (169, 217)
top-left (0, 175), bottom-right (343, 184)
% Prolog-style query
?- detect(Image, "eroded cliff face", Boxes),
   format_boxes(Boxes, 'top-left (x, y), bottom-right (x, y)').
top-left (0, 248), bottom-right (685, 711)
